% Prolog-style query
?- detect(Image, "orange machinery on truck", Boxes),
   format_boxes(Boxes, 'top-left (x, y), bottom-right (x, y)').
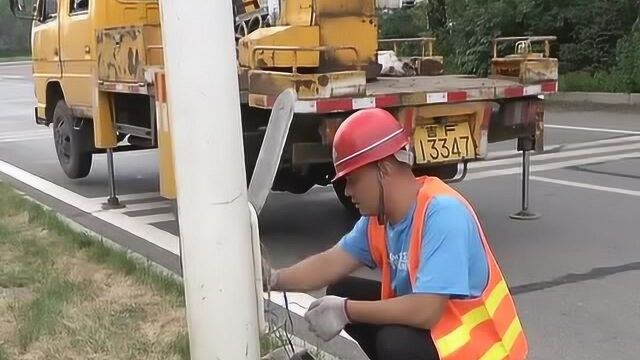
top-left (10, 0), bottom-right (558, 213)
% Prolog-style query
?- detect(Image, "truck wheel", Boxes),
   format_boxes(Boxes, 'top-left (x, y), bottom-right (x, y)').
top-left (332, 179), bottom-right (359, 216)
top-left (52, 100), bottom-right (93, 179)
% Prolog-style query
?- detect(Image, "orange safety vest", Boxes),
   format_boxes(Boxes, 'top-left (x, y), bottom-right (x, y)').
top-left (368, 176), bottom-right (528, 360)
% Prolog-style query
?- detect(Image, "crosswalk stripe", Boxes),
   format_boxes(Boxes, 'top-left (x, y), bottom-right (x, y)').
top-left (468, 151), bottom-right (640, 180)
top-left (530, 176), bottom-right (640, 197)
top-left (486, 135), bottom-right (640, 160)
top-left (134, 213), bottom-right (175, 224)
top-left (546, 124), bottom-right (640, 135)
top-left (472, 140), bottom-right (640, 169)
top-left (88, 192), bottom-right (161, 202)
top-left (113, 201), bottom-right (173, 212)
top-left (0, 75), bottom-right (26, 80)
top-left (0, 135), bottom-right (51, 143)
top-left (0, 130), bottom-right (51, 139)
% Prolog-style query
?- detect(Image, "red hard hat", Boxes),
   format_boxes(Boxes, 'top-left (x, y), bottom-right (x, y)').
top-left (332, 108), bottom-right (410, 182)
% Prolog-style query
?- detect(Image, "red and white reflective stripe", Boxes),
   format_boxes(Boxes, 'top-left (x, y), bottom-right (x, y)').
top-left (290, 94), bottom-right (402, 114)
top-left (155, 72), bottom-right (167, 104)
top-left (424, 90), bottom-right (472, 104)
top-left (153, 71), bottom-right (170, 133)
top-left (541, 81), bottom-right (558, 92)
top-left (99, 82), bottom-right (149, 94)
top-left (503, 81), bottom-right (558, 98)
top-left (426, 92), bottom-right (448, 104)
top-left (253, 80), bottom-right (558, 113)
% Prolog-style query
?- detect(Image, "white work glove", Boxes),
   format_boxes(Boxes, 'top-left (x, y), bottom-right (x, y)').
top-left (304, 296), bottom-right (350, 342)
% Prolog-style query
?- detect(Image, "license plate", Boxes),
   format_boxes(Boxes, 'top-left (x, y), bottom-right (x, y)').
top-left (413, 122), bottom-right (476, 164)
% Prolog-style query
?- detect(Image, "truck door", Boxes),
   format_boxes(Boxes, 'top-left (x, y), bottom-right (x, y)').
top-left (59, 0), bottom-right (92, 110)
top-left (31, 0), bottom-right (62, 118)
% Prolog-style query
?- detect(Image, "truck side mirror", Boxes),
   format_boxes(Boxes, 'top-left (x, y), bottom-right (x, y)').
top-left (9, 0), bottom-right (41, 21)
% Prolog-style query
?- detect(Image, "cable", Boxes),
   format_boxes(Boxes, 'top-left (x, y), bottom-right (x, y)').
top-left (261, 242), bottom-right (298, 358)
top-left (283, 291), bottom-right (296, 353)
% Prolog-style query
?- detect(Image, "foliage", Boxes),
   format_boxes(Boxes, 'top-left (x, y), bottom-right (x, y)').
top-left (612, 21), bottom-right (640, 92)
top-left (379, 0), bottom-right (640, 87)
top-left (558, 71), bottom-right (626, 93)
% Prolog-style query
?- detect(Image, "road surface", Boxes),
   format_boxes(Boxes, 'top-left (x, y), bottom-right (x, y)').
top-left (1, 63), bottom-right (639, 359)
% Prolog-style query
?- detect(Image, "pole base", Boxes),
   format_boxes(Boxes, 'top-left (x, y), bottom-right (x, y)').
top-left (509, 210), bottom-right (540, 221)
top-left (101, 196), bottom-right (126, 210)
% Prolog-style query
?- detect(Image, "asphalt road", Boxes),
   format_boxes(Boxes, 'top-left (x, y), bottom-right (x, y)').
top-left (2, 63), bottom-right (640, 359)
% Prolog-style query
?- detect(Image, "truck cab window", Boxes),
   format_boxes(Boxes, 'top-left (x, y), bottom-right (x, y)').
top-left (42, 0), bottom-right (58, 20)
top-left (70, 0), bottom-right (88, 14)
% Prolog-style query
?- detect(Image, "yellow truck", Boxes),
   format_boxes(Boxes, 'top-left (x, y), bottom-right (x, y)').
top-left (10, 0), bottom-right (558, 213)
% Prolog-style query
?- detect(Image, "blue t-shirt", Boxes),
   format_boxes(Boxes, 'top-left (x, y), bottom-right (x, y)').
top-left (338, 195), bottom-right (489, 298)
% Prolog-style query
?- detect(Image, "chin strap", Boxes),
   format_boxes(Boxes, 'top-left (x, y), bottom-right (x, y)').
top-left (376, 161), bottom-right (386, 226)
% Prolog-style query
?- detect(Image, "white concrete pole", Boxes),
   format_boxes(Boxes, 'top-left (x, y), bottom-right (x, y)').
top-left (158, 1), bottom-right (260, 359)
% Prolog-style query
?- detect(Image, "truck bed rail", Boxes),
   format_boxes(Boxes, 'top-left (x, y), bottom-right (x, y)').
top-left (247, 75), bottom-right (558, 114)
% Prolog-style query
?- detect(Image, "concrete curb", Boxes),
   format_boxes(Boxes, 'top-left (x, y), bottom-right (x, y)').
top-left (547, 92), bottom-right (640, 106)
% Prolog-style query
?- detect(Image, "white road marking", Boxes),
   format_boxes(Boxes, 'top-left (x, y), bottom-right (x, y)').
top-left (530, 176), bottom-right (640, 197)
top-left (0, 98), bottom-right (37, 104)
top-left (0, 129), bottom-right (51, 138)
top-left (0, 61), bottom-right (31, 66)
top-left (472, 140), bottom-right (640, 169)
top-left (134, 213), bottom-right (175, 224)
top-left (0, 110), bottom-right (35, 118)
top-left (88, 191), bottom-right (161, 202)
top-left (468, 151), bottom-right (640, 180)
top-left (0, 129), bottom-right (52, 143)
top-left (0, 135), bottom-right (52, 143)
top-left (486, 135), bottom-right (640, 160)
top-left (0, 129), bottom-right (52, 138)
top-left (111, 201), bottom-right (172, 212)
top-left (545, 124), bottom-right (640, 135)
top-left (0, 157), bottom-right (180, 254)
top-left (0, 75), bottom-right (26, 80)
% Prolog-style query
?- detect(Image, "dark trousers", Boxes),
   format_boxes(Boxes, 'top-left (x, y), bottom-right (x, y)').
top-left (326, 276), bottom-right (440, 360)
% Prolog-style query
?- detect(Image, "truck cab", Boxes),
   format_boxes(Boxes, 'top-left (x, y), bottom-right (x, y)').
top-left (12, 0), bottom-right (161, 181)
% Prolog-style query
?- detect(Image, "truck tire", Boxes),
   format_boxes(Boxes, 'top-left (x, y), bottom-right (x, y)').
top-left (52, 100), bottom-right (93, 179)
top-left (332, 179), bottom-right (359, 216)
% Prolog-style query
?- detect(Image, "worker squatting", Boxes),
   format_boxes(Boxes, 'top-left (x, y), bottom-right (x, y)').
top-left (263, 108), bottom-right (527, 360)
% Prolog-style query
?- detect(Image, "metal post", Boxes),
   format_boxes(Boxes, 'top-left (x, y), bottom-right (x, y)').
top-left (158, 0), bottom-right (260, 359)
top-left (510, 148), bottom-right (540, 220)
top-left (102, 148), bottom-right (125, 210)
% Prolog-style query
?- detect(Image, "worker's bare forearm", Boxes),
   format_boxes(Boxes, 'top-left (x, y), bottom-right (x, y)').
top-left (273, 246), bottom-right (360, 292)
top-left (346, 294), bottom-right (446, 330)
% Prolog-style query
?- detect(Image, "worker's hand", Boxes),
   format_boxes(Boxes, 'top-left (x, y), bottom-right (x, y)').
top-left (261, 257), bottom-right (279, 291)
top-left (304, 296), bottom-right (350, 342)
